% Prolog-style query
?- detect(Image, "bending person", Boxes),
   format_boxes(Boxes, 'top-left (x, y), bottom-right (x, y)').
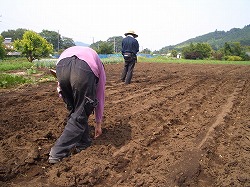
top-left (49, 46), bottom-right (106, 164)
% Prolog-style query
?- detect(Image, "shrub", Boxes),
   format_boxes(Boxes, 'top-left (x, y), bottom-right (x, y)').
top-left (211, 51), bottom-right (223, 60)
top-left (182, 43), bottom-right (212, 60)
top-left (225, 56), bottom-right (243, 61)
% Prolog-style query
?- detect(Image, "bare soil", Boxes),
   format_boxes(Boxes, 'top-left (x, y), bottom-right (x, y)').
top-left (0, 62), bottom-right (250, 187)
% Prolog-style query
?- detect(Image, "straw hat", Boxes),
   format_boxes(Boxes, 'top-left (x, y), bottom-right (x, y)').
top-left (124, 30), bottom-right (138, 38)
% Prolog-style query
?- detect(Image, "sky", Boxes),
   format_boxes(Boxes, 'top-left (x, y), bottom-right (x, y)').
top-left (0, 0), bottom-right (250, 51)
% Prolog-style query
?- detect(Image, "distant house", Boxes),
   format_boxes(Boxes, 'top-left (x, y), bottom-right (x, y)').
top-left (7, 51), bottom-right (21, 56)
top-left (177, 53), bottom-right (182, 59)
top-left (3, 38), bottom-right (21, 56)
top-left (3, 38), bottom-right (14, 50)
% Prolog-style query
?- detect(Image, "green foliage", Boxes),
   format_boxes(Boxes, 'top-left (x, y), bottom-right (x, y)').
top-left (211, 50), bottom-right (223, 60)
top-left (26, 67), bottom-right (38, 75)
top-left (0, 56), bottom-right (249, 89)
top-left (224, 42), bottom-right (232, 56)
top-left (138, 56), bottom-right (177, 63)
top-left (171, 50), bottom-right (178, 57)
top-left (137, 56), bottom-right (250, 65)
top-left (91, 36), bottom-right (123, 53)
top-left (157, 45), bottom-right (175, 54)
top-left (158, 25), bottom-right (250, 54)
top-left (225, 56), bottom-right (243, 61)
top-left (182, 43), bottom-right (212, 59)
top-left (61, 36), bottom-right (75, 50)
top-left (141, 48), bottom-right (152, 54)
top-left (1, 28), bottom-right (28, 41)
top-left (90, 41), bottom-right (101, 52)
top-left (0, 35), bottom-right (6, 59)
top-left (223, 42), bottom-right (247, 60)
top-left (38, 75), bottom-right (56, 82)
top-left (107, 36), bottom-right (123, 53)
top-left (0, 73), bottom-right (32, 88)
top-left (0, 59), bottom-right (33, 71)
top-left (92, 41), bottom-right (113, 54)
top-left (14, 30), bottom-right (53, 62)
top-left (0, 58), bottom-right (57, 88)
top-left (34, 59), bottom-right (57, 68)
top-left (172, 25), bottom-right (250, 50)
top-left (101, 56), bottom-right (123, 64)
top-left (40, 30), bottom-right (61, 51)
top-left (1, 29), bottom-right (75, 53)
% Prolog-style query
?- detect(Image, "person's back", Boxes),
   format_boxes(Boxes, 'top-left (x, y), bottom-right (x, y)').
top-left (121, 31), bottom-right (139, 84)
top-left (122, 35), bottom-right (139, 55)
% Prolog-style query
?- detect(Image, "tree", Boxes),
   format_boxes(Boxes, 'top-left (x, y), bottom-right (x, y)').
top-left (40, 30), bottom-right (75, 51)
top-left (182, 43), bottom-right (212, 59)
top-left (223, 42), bottom-right (248, 60)
top-left (158, 45), bottom-right (175, 54)
top-left (91, 41), bottom-right (113, 54)
top-left (40, 30), bottom-right (62, 51)
top-left (1, 28), bottom-right (28, 41)
top-left (182, 43), bottom-right (197, 59)
top-left (107, 36), bottom-right (123, 53)
top-left (223, 42), bottom-right (232, 56)
top-left (196, 43), bottom-right (212, 59)
top-left (230, 42), bottom-right (242, 56)
top-left (61, 36), bottom-right (75, 49)
top-left (171, 50), bottom-right (178, 57)
top-left (91, 36), bottom-right (123, 54)
top-left (90, 40), bottom-right (102, 52)
top-left (14, 30), bottom-right (53, 62)
top-left (212, 50), bottom-right (223, 60)
top-left (141, 48), bottom-right (151, 54)
top-left (0, 35), bottom-right (6, 59)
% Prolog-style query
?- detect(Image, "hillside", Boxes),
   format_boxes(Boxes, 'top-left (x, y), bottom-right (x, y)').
top-left (74, 41), bottom-right (90, 47)
top-left (160, 24), bottom-right (250, 52)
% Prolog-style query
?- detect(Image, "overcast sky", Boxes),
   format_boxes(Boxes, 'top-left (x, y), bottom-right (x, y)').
top-left (0, 0), bottom-right (249, 51)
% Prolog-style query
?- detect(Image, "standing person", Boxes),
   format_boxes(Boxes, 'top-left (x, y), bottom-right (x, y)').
top-left (121, 30), bottom-right (139, 84)
top-left (49, 46), bottom-right (106, 164)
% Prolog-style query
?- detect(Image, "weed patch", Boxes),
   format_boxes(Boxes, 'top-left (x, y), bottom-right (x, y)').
top-left (0, 73), bottom-right (33, 88)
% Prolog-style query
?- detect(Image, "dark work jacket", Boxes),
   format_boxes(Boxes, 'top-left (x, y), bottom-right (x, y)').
top-left (121, 36), bottom-right (139, 55)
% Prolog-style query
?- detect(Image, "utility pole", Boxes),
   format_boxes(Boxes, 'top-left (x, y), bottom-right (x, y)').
top-left (57, 30), bottom-right (60, 52)
top-left (113, 37), bottom-right (116, 53)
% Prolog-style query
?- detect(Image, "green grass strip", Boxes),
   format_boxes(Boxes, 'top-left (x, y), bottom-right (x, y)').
top-left (0, 73), bottom-right (33, 88)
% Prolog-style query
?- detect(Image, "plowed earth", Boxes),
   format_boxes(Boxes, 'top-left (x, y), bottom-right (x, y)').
top-left (0, 62), bottom-right (250, 187)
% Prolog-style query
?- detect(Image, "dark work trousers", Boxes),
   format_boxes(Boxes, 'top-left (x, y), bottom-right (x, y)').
top-left (121, 57), bottom-right (136, 84)
top-left (49, 56), bottom-right (98, 159)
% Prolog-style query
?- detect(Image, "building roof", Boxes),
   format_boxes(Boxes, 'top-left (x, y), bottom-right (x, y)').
top-left (4, 38), bottom-right (12, 44)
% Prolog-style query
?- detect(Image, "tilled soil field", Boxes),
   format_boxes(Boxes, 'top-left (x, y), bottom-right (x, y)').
top-left (0, 62), bottom-right (250, 187)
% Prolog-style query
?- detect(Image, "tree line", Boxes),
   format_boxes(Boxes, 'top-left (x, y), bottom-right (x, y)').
top-left (0, 29), bottom-right (127, 61)
top-left (0, 29), bottom-right (77, 61)
top-left (1, 29), bottom-right (75, 52)
top-left (170, 42), bottom-right (250, 61)
top-left (1, 28), bottom-right (250, 61)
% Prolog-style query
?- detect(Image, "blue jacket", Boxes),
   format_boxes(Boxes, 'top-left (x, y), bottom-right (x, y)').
top-left (122, 36), bottom-right (139, 55)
